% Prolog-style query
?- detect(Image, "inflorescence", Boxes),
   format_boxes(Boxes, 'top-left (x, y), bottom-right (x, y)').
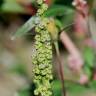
top-left (32, 0), bottom-right (53, 96)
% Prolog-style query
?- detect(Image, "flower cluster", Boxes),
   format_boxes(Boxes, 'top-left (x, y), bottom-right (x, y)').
top-left (72, 0), bottom-right (87, 7)
top-left (36, 0), bottom-right (48, 16)
top-left (32, 0), bottom-right (53, 96)
top-left (72, 0), bottom-right (88, 17)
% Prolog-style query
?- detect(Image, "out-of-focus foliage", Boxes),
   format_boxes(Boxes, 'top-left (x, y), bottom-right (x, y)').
top-left (55, 0), bottom-right (73, 6)
top-left (0, 0), bottom-right (25, 13)
top-left (52, 80), bottom-right (61, 96)
top-left (18, 86), bottom-right (30, 96)
top-left (83, 47), bottom-right (94, 68)
top-left (44, 5), bottom-right (73, 17)
top-left (9, 63), bottom-right (27, 76)
top-left (52, 80), bottom-right (96, 96)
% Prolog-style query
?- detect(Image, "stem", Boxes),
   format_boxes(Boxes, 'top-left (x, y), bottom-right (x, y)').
top-left (54, 42), bottom-right (66, 96)
top-left (60, 31), bottom-right (81, 57)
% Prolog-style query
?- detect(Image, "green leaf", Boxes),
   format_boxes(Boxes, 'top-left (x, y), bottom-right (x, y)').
top-left (1, 2), bottom-right (25, 13)
top-left (1, 0), bottom-right (36, 13)
top-left (55, 19), bottom-right (63, 29)
top-left (52, 80), bottom-right (62, 96)
top-left (83, 47), bottom-right (94, 67)
top-left (10, 63), bottom-right (27, 76)
top-left (83, 66), bottom-right (91, 78)
top-left (44, 5), bottom-right (74, 17)
top-left (65, 81), bottom-right (87, 96)
top-left (12, 16), bottom-right (36, 39)
top-left (18, 86), bottom-right (30, 96)
top-left (90, 80), bottom-right (96, 89)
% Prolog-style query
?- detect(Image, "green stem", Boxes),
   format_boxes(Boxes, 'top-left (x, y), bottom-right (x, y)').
top-left (54, 41), bottom-right (66, 96)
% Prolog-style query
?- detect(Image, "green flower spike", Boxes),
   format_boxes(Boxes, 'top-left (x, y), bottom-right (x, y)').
top-left (32, 0), bottom-right (53, 96)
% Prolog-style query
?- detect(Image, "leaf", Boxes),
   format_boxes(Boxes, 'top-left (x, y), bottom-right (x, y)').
top-left (83, 47), bottom-right (94, 67)
top-left (52, 80), bottom-right (62, 96)
top-left (10, 63), bottom-right (27, 76)
top-left (44, 5), bottom-right (74, 17)
top-left (83, 66), bottom-right (91, 78)
top-left (12, 16), bottom-right (36, 39)
top-left (1, 2), bottom-right (25, 13)
top-left (18, 85), bottom-right (30, 96)
top-left (55, 19), bottom-right (63, 29)
top-left (90, 80), bottom-right (96, 89)
top-left (1, 0), bottom-right (34, 13)
top-left (65, 81), bottom-right (87, 96)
